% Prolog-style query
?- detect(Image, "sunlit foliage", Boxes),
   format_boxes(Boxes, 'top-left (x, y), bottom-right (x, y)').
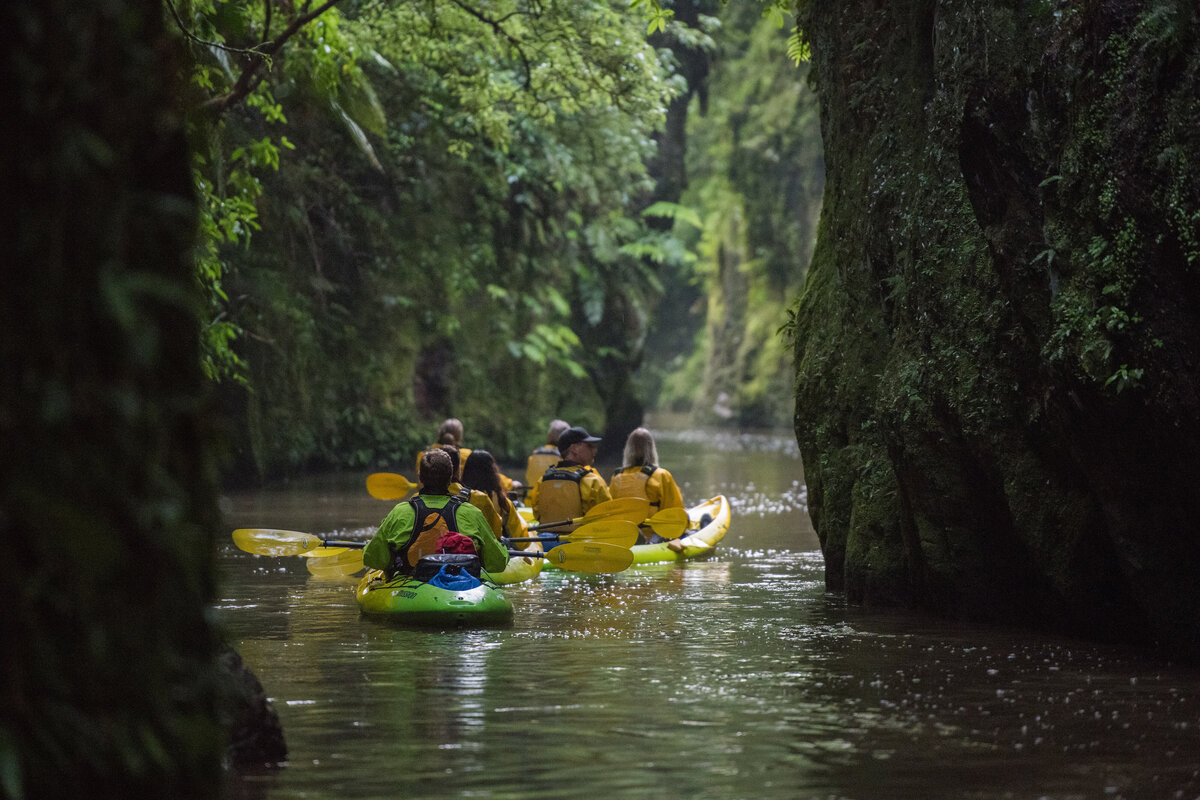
top-left (172, 0), bottom-right (680, 477)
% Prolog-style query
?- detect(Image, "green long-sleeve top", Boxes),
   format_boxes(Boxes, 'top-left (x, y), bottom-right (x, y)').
top-left (362, 492), bottom-right (510, 575)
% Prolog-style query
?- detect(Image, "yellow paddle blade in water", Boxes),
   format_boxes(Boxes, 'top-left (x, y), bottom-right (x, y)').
top-left (366, 472), bottom-right (416, 500)
top-left (305, 548), bottom-right (365, 578)
top-left (232, 528), bottom-right (324, 557)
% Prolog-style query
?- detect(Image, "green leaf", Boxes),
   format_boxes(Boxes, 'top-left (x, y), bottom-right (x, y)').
top-left (641, 200), bottom-right (703, 229)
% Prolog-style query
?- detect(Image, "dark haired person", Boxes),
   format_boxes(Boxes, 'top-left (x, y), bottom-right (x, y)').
top-left (462, 450), bottom-right (529, 541)
top-left (414, 418), bottom-right (472, 479)
top-left (414, 417), bottom-right (520, 490)
top-left (364, 448), bottom-right (508, 577)
top-left (438, 444), bottom-right (505, 538)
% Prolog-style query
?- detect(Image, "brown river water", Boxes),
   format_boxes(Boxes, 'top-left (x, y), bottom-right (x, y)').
top-left (217, 427), bottom-right (1200, 799)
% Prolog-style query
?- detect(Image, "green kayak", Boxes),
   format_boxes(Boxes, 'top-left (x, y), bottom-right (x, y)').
top-left (356, 554), bottom-right (513, 627)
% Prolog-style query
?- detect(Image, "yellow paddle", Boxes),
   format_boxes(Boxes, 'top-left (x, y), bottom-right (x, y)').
top-left (504, 519), bottom-right (639, 548)
top-left (641, 507), bottom-right (690, 539)
top-left (365, 472), bottom-right (417, 500)
top-left (529, 497), bottom-right (651, 531)
top-left (232, 528), bottom-right (357, 557)
top-left (306, 539), bottom-right (637, 578)
top-left (305, 547), bottom-right (366, 577)
top-left (302, 546), bottom-right (351, 557)
top-left (543, 541), bottom-right (633, 573)
top-left (231, 528), bottom-right (632, 574)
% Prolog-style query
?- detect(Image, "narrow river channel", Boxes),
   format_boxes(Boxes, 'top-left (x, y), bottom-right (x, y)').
top-left (217, 427), bottom-right (1200, 799)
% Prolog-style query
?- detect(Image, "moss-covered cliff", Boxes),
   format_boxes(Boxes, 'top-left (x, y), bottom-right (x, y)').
top-left (792, 0), bottom-right (1200, 659)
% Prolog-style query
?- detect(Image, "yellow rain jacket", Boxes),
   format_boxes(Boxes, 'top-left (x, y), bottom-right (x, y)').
top-left (449, 481), bottom-right (504, 538)
top-left (610, 464), bottom-right (684, 511)
top-left (499, 492), bottom-right (529, 540)
top-left (529, 462), bottom-right (611, 532)
top-left (525, 445), bottom-right (561, 489)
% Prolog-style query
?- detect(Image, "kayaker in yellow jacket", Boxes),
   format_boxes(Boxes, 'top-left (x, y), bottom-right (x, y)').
top-left (610, 427), bottom-right (685, 549)
top-left (415, 418), bottom-right (472, 478)
top-left (462, 450), bottom-right (529, 541)
top-left (525, 418), bottom-right (570, 488)
top-left (416, 417), bottom-right (520, 491)
top-left (364, 448), bottom-right (509, 577)
top-left (529, 426), bottom-right (611, 532)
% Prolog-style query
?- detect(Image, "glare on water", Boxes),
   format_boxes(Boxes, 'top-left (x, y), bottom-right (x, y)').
top-left (218, 428), bottom-right (1200, 800)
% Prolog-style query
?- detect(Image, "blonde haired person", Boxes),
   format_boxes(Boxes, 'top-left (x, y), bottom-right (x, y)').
top-left (610, 427), bottom-right (685, 548)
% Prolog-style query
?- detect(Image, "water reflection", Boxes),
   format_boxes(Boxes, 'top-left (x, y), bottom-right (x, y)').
top-left (218, 428), bottom-right (1200, 800)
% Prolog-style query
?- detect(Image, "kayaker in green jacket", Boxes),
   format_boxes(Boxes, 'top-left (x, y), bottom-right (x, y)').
top-left (364, 448), bottom-right (509, 577)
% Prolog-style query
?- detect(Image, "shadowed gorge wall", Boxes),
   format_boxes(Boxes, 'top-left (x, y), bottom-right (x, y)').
top-left (2, 1), bottom-right (226, 795)
top-left (792, 1), bottom-right (1200, 659)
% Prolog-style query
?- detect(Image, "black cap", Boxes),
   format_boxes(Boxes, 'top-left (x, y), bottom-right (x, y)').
top-left (557, 426), bottom-right (601, 452)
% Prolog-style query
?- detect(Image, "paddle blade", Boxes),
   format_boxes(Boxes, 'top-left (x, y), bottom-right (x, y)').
top-left (301, 546), bottom-right (350, 558)
top-left (644, 507), bottom-right (689, 538)
top-left (366, 472), bottom-right (416, 500)
top-left (563, 520), bottom-right (640, 548)
top-left (305, 548), bottom-right (365, 578)
top-left (546, 541), bottom-right (633, 574)
top-left (232, 528), bottom-right (323, 557)
top-left (581, 496), bottom-right (651, 525)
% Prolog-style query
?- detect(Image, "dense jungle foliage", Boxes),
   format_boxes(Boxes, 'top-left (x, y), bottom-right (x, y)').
top-left (177, 0), bottom-right (822, 482)
top-left (647, 2), bottom-right (823, 426)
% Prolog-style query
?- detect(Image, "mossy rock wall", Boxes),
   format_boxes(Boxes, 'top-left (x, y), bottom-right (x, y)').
top-left (793, 0), bottom-right (1200, 659)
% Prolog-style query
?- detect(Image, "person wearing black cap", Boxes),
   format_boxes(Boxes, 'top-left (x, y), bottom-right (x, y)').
top-left (529, 425), bottom-right (612, 533)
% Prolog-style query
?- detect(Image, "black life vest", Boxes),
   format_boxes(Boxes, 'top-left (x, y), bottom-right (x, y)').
top-left (391, 489), bottom-right (471, 574)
